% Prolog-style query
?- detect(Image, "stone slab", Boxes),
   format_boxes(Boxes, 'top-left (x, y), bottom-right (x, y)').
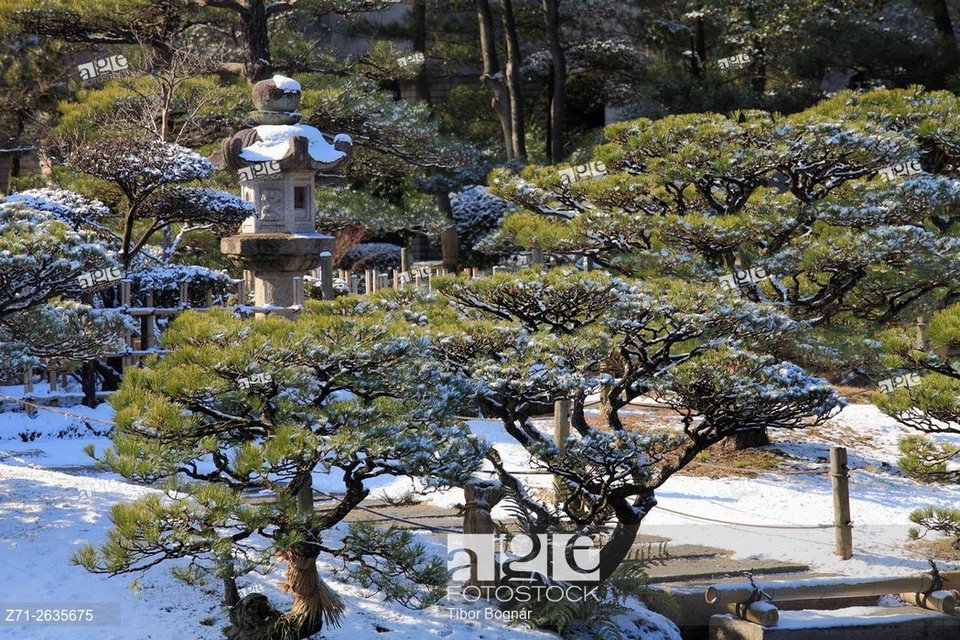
top-left (710, 607), bottom-right (960, 640)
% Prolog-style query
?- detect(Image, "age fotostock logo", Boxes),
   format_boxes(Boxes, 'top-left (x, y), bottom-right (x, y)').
top-left (446, 533), bottom-right (600, 607)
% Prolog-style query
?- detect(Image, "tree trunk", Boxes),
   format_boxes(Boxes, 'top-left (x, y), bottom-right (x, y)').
top-left (590, 492), bottom-right (656, 584)
top-left (542, 0), bottom-right (566, 164)
top-left (462, 480), bottom-right (506, 588)
top-left (690, 4), bottom-right (707, 76)
top-left (221, 556), bottom-right (241, 625)
top-left (80, 360), bottom-right (97, 408)
top-left (722, 427), bottom-right (770, 451)
top-left (499, 0), bottom-right (526, 159)
top-left (241, 0), bottom-right (272, 83)
top-left (750, 42), bottom-right (767, 93)
top-left (279, 545), bottom-right (344, 635)
top-left (438, 192), bottom-right (460, 273)
top-left (409, 7), bottom-right (459, 272)
top-left (0, 154), bottom-right (11, 196)
top-left (475, 0), bottom-right (514, 158)
top-left (929, 0), bottom-right (959, 71)
top-left (412, 0), bottom-right (431, 104)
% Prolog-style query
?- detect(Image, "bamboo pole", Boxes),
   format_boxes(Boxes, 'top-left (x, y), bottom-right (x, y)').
top-left (705, 572), bottom-right (960, 605)
top-left (899, 590), bottom-right (956, 614)
top-left (831, 446), bottom-right (853, 559)
top-left (725, 602), bottom-right (779, 627)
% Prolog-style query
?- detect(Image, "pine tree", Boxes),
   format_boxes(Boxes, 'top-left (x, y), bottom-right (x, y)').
top-left (74, 303), bottom-right (487, 638)
top-left (414, 268), bottom-right (843, 589)
top-left (488, 87), bottom-right (960, 446)
top-left (877, 303), bottom-right (960, 546)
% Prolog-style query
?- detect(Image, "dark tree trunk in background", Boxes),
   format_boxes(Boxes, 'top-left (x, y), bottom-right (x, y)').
top-left (928, 0), bottom-right (959, 70)
top-left (80, 361), bottom-right (97, 408)
top-left (242, 0), bottom-right (272, 82)
top-left (690, 4), bottom-right (707, 76)
top-left (0, 155), bottom-right (11, 196)
top-left (499, 0), bottom-right (526, 159)
top-left (412, 0), bottom-right (431, 103)
top-left (476, 0), bottom-right (514, 158)
top-left (542, 0), bottom-right (566, 164)
top-left (723, 428), bottom-right (770, 451)
top-left (411, 1), bottom-right (459, 271)
top-left (751, 42), bottom-right (767, 93)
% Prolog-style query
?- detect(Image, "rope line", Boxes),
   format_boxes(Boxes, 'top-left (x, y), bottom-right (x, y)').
top-left (0, 392), bottom-right (116, 426)
top-left (311, 488), bottom-right (462, 534)
top-left (654, 504), bottom-right (836, 530)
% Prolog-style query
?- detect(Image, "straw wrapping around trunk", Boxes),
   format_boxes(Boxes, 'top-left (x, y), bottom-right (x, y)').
top-left (277, 548), bottom-right (345, 631)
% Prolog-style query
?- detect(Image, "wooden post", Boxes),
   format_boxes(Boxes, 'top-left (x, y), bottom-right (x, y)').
top-left (583, 255), bottom-right (593, 272)
top-left (142, 293), bottom-right (156, 350)
top-left (831, 446), bottom-right (853, 559)
top-left (236, 279), bottom-right (247, 306)
top-left (48, 369), bottom-right (58, 392)
top-left (205, 286), bottom-right (214, 307)
top-left (364, 269), bottom-right (374, 294)
top-left (319, 252), bottom-right (334, 300)
top-left (531, 248), bottom-right (544, 266)
top-left (293, 276), bottom-right (304, 313)
top-left (179, 282), bottom-right (189, 308)
top-left (121, 281), bottom-right (133, 370)
top-left (554, 399), bottom-right (570, 505)
top-left (400, 248), bottom-right (410, 273)
top-left (22, 368), bottom-right (35, 416)
top-left (243, 269), bottom-right (255, 303)
top-left (441, 226), bottom-right (459, 273)
top-left (350, 273), bottom-right (359, 294)
top-left (392, 270), bottom-right (400, 289)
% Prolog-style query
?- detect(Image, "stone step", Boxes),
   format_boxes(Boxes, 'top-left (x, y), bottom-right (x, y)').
top-left (646, 558), bottom-right (810, 584)
top-left (628, 542), bottom-right (730, 563)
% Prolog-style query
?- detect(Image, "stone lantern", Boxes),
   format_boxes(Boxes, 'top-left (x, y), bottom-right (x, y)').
top-left (216, 75), bottom-right (352, 317)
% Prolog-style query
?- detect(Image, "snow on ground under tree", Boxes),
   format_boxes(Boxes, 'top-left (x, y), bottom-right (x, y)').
top-left (0, 396), bottom-right (957, 639)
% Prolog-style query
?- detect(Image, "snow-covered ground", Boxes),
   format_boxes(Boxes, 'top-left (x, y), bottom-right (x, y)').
top-left (0, 397), bottom-right (955, 639)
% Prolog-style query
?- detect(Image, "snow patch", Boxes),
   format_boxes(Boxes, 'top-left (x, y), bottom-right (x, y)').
top-left (240, 124), bottom-right (346, 164)
top-left (272, 75), bottom-right (301, 92)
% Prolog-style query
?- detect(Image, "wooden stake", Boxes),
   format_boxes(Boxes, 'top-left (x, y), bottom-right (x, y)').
top-left (319, 253), bottom-right (334, 301)
top-left (121, 281), bottom-right (133, 370)
top-left (23, 367), bottom-right (33, 394)
top-left (831, 446), bottom-right (853, 559)
top-left (554, 399), bottom-right (570, 505)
